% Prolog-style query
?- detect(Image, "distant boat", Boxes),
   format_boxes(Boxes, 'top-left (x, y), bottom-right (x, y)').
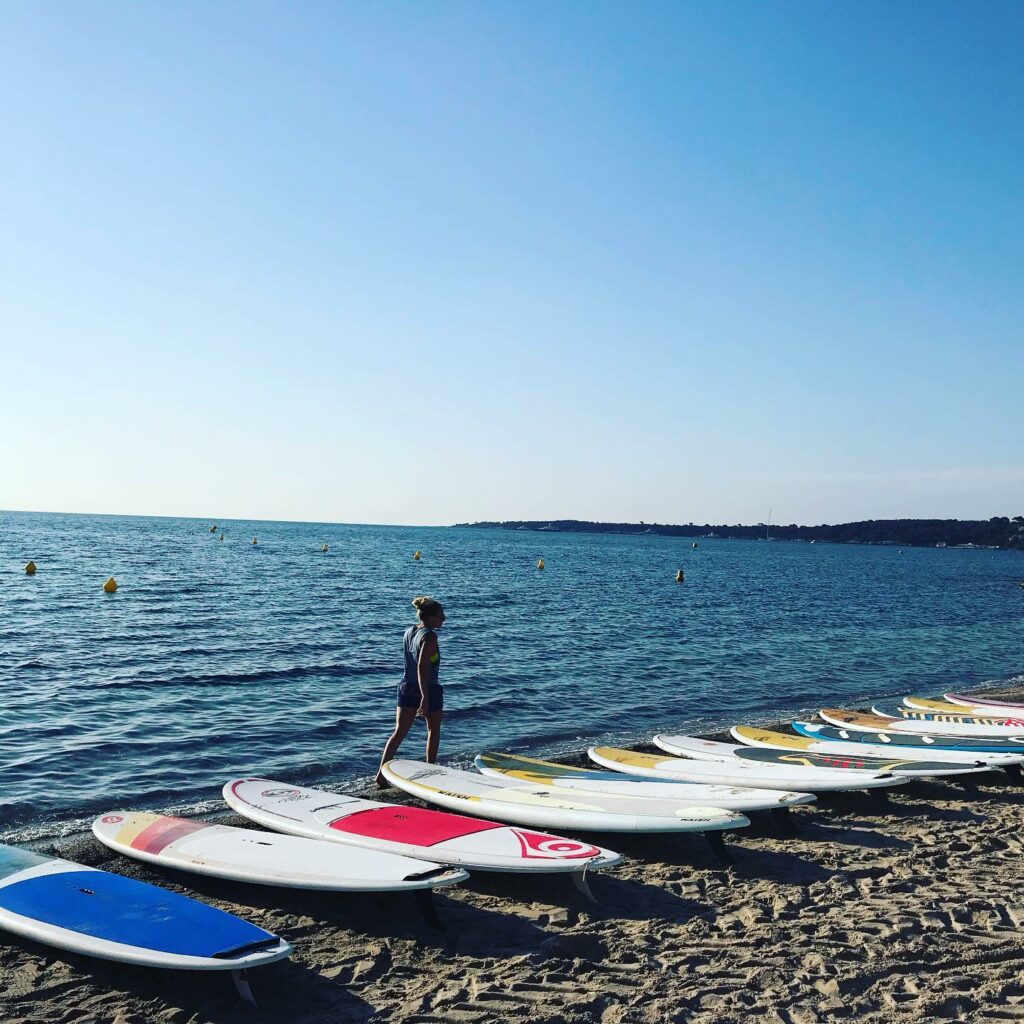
top-left (936, 541), bottom-right (947, 548)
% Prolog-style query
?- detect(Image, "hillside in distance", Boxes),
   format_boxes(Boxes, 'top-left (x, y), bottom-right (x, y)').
top-left (455, 517), bottom-right (1024, 549)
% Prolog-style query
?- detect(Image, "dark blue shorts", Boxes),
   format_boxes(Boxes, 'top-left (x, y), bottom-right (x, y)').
top-left (397, 683), bottom-right (443, 713)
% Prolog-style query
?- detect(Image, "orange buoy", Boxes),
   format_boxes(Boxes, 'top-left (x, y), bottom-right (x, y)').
top-left (103, 577), bottom-right (118, 593)
top-left (24, 561), bottom-right (37, 575)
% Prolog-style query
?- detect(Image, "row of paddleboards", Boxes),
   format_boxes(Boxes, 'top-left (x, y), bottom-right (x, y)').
top-left (4, 690), bottom-right (1019, 982)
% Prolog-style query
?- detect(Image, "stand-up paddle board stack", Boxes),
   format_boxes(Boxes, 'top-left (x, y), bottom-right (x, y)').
top-left (588, 746), bottom-right (905, 792)
top-left (474, 752), bottom-right (816, 811)
top-left (92, 812), bottom-right (468, 891)
top-left (659, 731), bottom-right (990, 776)
top-left (0, 843), bottom-right (290, 971)
top-left (224, 778), bottom-right (623, 873)
top-left (789, 720), bottom-right (1024, 758)
top-left (381, 761), bottom-right (750, 833)
top-left (820, 708), bottom-right (1024, 738)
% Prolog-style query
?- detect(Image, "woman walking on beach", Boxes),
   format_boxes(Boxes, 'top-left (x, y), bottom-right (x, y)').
top-left (375, 596), bottom-right (445, 787)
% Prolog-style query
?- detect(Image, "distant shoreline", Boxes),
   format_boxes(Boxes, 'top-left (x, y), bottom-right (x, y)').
top-left (454, 517), bottom-right (1024, 550)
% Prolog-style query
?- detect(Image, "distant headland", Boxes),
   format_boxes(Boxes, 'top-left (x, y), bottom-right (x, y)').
top-left (454, 517), bottom-right (1024, 549)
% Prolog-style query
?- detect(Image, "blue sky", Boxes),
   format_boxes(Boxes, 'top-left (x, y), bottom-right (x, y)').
top-left (2, 2), bottom-right (1021, 525)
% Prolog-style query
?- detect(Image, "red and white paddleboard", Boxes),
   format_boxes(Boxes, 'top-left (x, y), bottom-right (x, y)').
top-left (223, 778), bottom-right (622, 874)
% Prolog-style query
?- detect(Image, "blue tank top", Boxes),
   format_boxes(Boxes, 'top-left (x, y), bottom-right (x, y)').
top-left (401, 625), bottom-right (440, 690)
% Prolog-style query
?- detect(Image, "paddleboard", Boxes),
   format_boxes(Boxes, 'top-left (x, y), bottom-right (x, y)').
top-left (873, 702), bottom-right (1024, 727)
top-left (945, 692), bottom-right (1024, 712)
top-left (587, 747), bottom-right (903, 792)
top-left (905, 696), bottom-right (1024, 717)
top-left (473, 752), bottom-right (815, 810)
top-left (381, 760), bottom-right (749, 833)
top-left (654, 732), bottom-right (986, 777)
top-left (92, 812), bottom-right (468, 892)
top-left (822, 708), bottom-right (1024, 738)
top-left (0, 843), bottom-right (290, 970)
top-left (224, 778), bottom-right (622, 873)
top-left (790, 720), bottom-right (1024, 757)
top-left (729, 726), bottom-right (1008, 768)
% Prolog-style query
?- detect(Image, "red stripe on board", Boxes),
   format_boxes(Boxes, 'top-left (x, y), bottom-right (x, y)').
top-left (329, 806), bottom-right (500, 846)
top-left (131, 816), bottom-right (209, 855)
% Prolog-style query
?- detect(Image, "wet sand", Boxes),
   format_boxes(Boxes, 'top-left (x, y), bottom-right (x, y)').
top-left (4, 701), bottom-right (1024, 1024)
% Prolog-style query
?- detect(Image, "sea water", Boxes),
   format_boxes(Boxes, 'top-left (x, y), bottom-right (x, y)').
top-left (2, 510), bottom-right (1022, 842)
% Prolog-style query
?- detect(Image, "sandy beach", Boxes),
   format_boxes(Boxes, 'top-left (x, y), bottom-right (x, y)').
top-left (4, 706), bottom-right (1024, 1024)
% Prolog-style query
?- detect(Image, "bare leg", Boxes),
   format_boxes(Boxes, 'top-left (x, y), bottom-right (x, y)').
top-left (425, 711), bottom-right (443, 763)
top-left (376, 707), bottom-right (417, 786)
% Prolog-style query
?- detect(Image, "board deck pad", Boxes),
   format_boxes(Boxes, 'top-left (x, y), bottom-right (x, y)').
top-left (329, 806), bottom-right (499, 845)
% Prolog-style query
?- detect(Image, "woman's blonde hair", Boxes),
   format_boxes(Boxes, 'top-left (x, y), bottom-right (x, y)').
top-left (412, 595), bottom-right (443, 621)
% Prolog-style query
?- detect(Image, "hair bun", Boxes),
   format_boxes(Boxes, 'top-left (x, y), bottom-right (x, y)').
top-left (412, 595), bottom-right (432, 609)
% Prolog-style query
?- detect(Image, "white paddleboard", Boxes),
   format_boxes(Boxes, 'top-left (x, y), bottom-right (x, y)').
top-left (0, 843), bottom-right (290, 971)
top-left (657, 732), bottom-right (988, 776)
top-left (730, 725), bottom-right (1014, 767)
top-left (588, 746), bottom-right (904, 792)
top-left (821, 707), bottom-right (1024, 738)
top-left (904, 696), bottom-right (1024, 718)
top-left (474, 752), bottom-right (815, 810)
top-left (92, 812), bottom-right (468, 892)
top-left (945, 692), bottom-right (1024, 712)
top-left (224, 778), bottom-right (622, 873)
top-left (382, 760), bottom-right (750, 833)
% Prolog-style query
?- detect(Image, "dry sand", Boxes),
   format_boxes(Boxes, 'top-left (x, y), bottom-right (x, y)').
top-left (4, 709), bottom-right (1024, 1024)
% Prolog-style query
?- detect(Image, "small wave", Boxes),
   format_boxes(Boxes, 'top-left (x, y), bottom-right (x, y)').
top-left (89, 661), bottom-right (392, 691)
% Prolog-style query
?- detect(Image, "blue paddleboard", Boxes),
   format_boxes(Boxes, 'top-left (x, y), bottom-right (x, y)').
top-left (0, 843), bottom-right (291, 970)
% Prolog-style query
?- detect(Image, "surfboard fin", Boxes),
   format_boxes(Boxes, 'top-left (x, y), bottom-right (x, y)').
top-left (414, 889), bottom-right (444, 931)
top-left (704, 831), bottom-right (735, 867)
top-left (771, 807), bottom-right (799, 838)
top-left (232, 969), bottom-right (258, 1006)
top-left (570, 869), bottom-right (598, 905)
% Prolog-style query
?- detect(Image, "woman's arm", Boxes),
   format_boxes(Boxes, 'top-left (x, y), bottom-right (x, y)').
top-left (416, 632), bottom-right (439, 716)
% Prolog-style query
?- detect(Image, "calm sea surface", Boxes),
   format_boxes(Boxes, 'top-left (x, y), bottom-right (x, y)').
top-left (2, 511), bottom-right (1022, 843)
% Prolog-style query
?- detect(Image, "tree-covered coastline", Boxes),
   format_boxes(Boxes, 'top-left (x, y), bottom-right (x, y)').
top-left (454, 517), bottom-right (1024, 549)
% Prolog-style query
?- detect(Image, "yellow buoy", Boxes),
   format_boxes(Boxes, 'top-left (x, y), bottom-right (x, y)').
top-left (322, 544), bottom-right (329, 553)
top-left (413, 551), bottom-right (421, 561)
top-left (252, 537), bottom-right (258, 545)
top-left (103, 577), bottom-right (118, 593)
top-left (675, 569), bottom-right (684, 583)
top-left (210, 525), bottom-right (217, 533)
top-left (537, 558), bottom-right (545, 570)
top-left (24, 560), bottom-right (37, 575)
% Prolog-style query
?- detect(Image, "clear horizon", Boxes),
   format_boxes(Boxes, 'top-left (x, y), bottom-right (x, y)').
top-left (3, 506), bottom-right (1019, 530)
top-left (3, 2), bottom-right (1022, 527)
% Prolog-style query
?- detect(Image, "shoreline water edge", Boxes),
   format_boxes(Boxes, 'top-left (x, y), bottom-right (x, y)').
top-left (4, 681), bottom-right (1024, 1024)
